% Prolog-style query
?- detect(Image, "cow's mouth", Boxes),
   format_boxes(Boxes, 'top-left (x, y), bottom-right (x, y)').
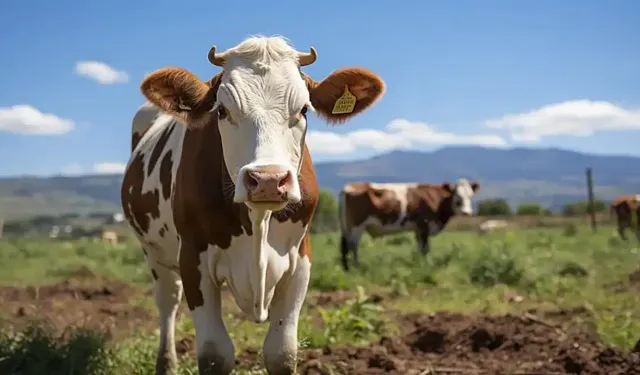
top-left (246, 201), bottom-right (289, 212)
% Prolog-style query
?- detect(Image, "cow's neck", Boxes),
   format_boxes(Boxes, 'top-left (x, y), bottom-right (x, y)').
top-left (426, 199), bottom-right (455, 235)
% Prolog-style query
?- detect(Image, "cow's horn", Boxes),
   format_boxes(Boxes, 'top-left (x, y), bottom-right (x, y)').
top-left (298, 47), bottom-right (317, 66)
top-left (208, 45), bottom-right (229, 67)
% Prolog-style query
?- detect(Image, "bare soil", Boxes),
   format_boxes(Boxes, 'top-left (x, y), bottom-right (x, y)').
top-left (234, 311), bottom-right (640, 375)
top-left (0, 267), bottom-right (152, 339)
top-left (1, 272), bottom-right (638, 374)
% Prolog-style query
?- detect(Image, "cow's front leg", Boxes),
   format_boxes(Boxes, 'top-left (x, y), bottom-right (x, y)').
top-left (415, 229), bottom-right (431, 255)
top-left (180, 246), bottom-right (235, 375)
top-left (150, 263), bottom-right (183, 375)
top-left (262, 246), bottom-right (311, 375)
top-left (618, 221), bottom-right (628, 240)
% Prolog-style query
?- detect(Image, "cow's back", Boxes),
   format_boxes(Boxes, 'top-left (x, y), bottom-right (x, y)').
top-left (121, 103), bottom-right (186, 266)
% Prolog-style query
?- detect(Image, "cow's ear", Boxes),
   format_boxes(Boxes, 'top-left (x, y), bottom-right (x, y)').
top-left (471, 182), bottom-right (480, 192)
top-left (140, 67), bottom-right (217, 128)
top-left (441, 182), bottom-right (454, 193)
top-left (305, 67), bottom-right (385, 124)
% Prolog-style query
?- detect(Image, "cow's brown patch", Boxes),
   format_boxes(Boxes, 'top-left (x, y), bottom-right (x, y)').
top-left (405, 184), bottom-right (456, 225)
top-left (159, 150), bottom-right (173, 201)
top-left (299, 233), bottom-right (312, 261)
top-left (151, 269), bottom-right (158, 280)
top-left (148, 123), bottom-right (175, 177)
top-left (121, 153), bottom-right (161, 236)
top-left (132, 132), bottom-right (142, 152)
top-left (342, 183), bottom-right (402, 229)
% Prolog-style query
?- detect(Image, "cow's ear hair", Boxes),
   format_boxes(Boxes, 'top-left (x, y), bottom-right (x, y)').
top-left (140, 67), bottom-right (216, 128)
top-left (471, 182), bottom-right (480, 192)
top-left (305, 67), bottom-right (385, 125)
top-left (442, 182), bottom-right (454, 193)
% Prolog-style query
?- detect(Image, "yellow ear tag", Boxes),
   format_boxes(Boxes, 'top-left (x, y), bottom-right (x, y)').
top-left (331, 86), bottom-right (357, 114)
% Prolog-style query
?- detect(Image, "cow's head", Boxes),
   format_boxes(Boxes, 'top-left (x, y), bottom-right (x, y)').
top-left (140, 36), bottom-right (385, 212)
top-left (442, 179), bottom-right (480, 216)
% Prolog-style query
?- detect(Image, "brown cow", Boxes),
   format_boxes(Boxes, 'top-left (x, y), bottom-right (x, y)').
top-left (120, 36), bottom-right (385, 375)
top-left (339, 179), bottom-right (480, 270)
top-left (610, 194), bottom-right (640, 241)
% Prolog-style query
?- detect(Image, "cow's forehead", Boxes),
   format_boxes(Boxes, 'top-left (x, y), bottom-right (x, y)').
top-left (214, 36), bottom-right (310, 111)
top-left (218, 59), bottom-right (309, 112)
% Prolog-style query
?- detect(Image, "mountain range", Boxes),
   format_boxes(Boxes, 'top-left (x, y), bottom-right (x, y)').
top-left (1, 146), bottom-right (638, 220)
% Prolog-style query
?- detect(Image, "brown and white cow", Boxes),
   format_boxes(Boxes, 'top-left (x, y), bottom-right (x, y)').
top-left (338, 179), bottom-right (479, 271)
top-left (610, 194), bottom-right (640, 241)
top-left (120, 36), bottom-right (385, 375)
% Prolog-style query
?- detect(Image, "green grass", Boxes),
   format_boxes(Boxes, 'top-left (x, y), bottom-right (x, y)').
top-left (0, 224), bottom-right (639, 374)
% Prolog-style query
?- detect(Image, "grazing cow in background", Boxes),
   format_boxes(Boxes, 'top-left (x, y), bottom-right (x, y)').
top-left (610, 194), bottom-right (640, 241)
top-left (338, 179), bottom-right (480, 271)
top-left (120, 36), bottom-right (385, 375)
top-left (101, 230), bottom-right (121, 246)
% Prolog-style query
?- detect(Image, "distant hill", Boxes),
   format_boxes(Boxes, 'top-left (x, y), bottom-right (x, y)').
top-left (1, 146), bottom-right (638, 219)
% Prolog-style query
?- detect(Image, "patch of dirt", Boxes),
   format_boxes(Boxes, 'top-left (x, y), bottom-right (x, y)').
top-left (0, 266), bottom-right (153, 339)
top-left (308, 290), bottom-right (385, 308)
top-left (231, 311), bottom-right (640, 375)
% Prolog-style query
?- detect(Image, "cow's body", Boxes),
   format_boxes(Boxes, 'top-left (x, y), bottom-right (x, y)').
top-left (121, 36), bottom-right (384, 375)
top-left (338, 180), bottom-right (479, 270)
top-left (610, 194), bottom-right (640, 241)
top-left (101, 230), bottom-right (121, 245)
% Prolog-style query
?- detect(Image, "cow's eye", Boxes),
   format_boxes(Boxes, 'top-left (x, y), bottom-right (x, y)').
top-left (300, 106), bottom-right (308, 116)
top-left (217, 105), bottom-right (228, 120)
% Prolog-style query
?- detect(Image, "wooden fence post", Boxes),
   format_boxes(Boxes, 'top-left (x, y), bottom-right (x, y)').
top-left (586, 167), bottom-right (597, 232)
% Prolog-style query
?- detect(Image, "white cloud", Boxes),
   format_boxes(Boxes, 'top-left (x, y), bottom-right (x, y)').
top-left (307, 119), bottom-right (507, 155)
top-left (0, 105), bottom-right (75, 135)
top-left (484, 99), bottom-right (640, 143)
top-left (60, 163), bottom-right (85, 176)
top-left (74, 61), bottom-right (129, 85)
top-left (93, 162), bottom-right (127, 174)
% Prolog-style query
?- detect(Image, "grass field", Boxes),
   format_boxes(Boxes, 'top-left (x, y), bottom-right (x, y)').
top-left (0, 224), bottom-right (639, 374)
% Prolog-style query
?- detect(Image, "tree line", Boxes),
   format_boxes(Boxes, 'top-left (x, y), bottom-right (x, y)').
top-left (0, 190), bottom-right (611, 237)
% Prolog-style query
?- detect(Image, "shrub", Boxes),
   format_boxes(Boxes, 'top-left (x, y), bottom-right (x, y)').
top-left (310, 189), bottom-right (339, 234)
top-left (477, 199), bottom-right (512, 216)
top-left (0, 323), bottom-right (112, 375)
top-left (317, 286), bottom-right (386, 345)
top-left (516, 203), bottom-right (545, 216)
top-left (563, 223), bottom-right (578, 236)
top-left (562, 200), bottom-right (606, 216)
top-left (557, 261), bottom-right (589, 278)
top-left (468, 241), bottom-right (524, 287)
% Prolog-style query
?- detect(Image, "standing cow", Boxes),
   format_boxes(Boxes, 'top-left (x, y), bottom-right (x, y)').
top-left (121, 36), bottom-right (385, 375)
top-left (338, 179), bottom-right (479, 271)
top-left (610, 194), bottom-right (640, 241)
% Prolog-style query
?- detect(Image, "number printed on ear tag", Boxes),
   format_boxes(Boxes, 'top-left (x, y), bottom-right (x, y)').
top-left (332, 86), bottom-right (357, 114)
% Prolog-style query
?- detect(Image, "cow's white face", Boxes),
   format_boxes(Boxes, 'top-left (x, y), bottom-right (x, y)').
top-left (214, 52), bottom-right (310, 209)
top-left (451, 179), bottom-right (480, 215)
top-left (139, 36), bottom-right (386, 213)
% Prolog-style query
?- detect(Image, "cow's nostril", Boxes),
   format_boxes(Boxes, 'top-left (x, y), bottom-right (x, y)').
top-left (278, 171), bottom-right (292, 189)
top-left (244, 172), bottom-right (259, 190)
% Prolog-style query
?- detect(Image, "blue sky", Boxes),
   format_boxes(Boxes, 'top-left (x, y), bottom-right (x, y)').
top-left (1, 0), bottom-right (639, 177)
